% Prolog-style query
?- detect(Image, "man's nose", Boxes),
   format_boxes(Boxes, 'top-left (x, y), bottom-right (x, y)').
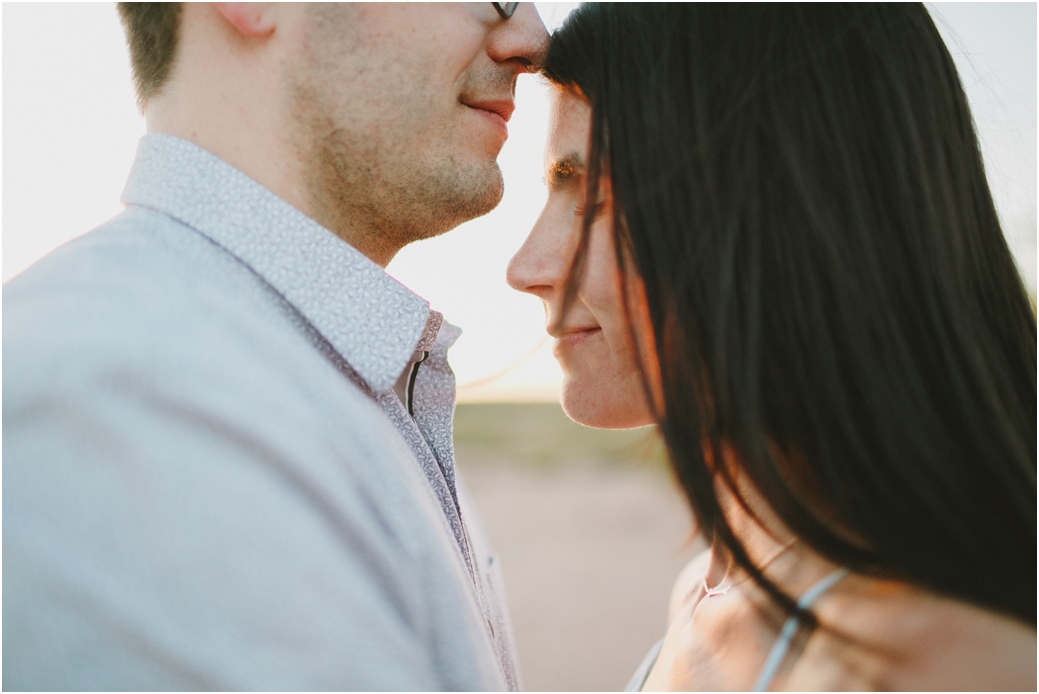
top-left (488, 3), bottom-right (550, 73)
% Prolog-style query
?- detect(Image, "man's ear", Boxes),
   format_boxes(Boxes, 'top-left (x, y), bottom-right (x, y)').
top-left (214, 3), bottom-right (277, 38)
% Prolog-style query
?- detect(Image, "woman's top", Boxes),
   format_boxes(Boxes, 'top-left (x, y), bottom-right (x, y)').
top-left (751, 568), bottom-right (850, 691)
top-left (624, 638), bottom-right (664, 692)
top-left (624, 568), bottom-right (850, 692)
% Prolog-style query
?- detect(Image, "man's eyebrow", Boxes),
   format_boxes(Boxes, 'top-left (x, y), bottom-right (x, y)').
top-left (546, 153), bottom-right (585, 188)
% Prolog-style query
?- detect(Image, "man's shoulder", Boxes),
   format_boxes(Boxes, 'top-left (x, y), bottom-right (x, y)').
top-left (7, 208), bottom-right (291, 375)
top-left (2, 205), bottom-right (392, 448)
top-left (2, 204), bottom-right (448, 557)
top-left (1, 207), bottom-right (504, 693)
top-left (5, 205), bottom-right (254, 331)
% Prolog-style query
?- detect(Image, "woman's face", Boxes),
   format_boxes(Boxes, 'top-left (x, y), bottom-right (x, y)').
top-left (507, 87), bottom-right (656, 429)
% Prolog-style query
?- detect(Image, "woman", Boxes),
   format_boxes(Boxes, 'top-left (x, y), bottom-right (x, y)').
top-left (507, 4), bottom-right (1036, 690)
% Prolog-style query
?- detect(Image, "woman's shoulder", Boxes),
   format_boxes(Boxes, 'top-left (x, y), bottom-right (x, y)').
top-left (667, 548), bottom-right (713, 622)
top-left (787, 575), bottom-right (1037, 691)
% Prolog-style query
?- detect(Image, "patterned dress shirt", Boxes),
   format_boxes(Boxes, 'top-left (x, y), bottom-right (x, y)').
top-left (3, 134), bottom-right (519, 691)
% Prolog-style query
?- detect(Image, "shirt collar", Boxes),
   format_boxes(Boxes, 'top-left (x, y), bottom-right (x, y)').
top-left (121, 133), bottom-right (442, 393)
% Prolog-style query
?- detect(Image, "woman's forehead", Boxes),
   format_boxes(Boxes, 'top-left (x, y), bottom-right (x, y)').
top-left (545, 87), bottom-right (592, 179)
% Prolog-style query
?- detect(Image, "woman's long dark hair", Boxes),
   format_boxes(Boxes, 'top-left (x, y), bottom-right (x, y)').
top-left (546, 3), bottom-right (1036, 626)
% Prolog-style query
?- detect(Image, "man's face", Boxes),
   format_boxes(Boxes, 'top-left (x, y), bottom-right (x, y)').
top-left (284, 3), bottom-right (548, 263)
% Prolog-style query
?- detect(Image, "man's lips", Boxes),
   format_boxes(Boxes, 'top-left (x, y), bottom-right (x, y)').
top-left (462, 98), bottom-right (515, 136)
top-left (462, 99), bottom-right (515, 123)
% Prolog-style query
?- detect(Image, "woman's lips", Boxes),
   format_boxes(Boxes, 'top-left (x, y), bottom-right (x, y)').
top-left (555, 327), bottom-right (602, 348)
top-left (551, 327), bottom-right (603, 366)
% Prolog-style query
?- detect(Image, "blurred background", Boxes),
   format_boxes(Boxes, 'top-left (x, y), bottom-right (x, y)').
top-left (3, 3), bottom-right (1035, 690)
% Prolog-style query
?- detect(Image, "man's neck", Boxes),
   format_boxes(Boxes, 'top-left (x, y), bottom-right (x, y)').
top-left (144, 107), bottom-right (399, 268)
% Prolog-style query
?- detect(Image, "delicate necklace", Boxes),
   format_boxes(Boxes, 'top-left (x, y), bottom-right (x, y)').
top-left (702, 538), bottom-right (798, 598)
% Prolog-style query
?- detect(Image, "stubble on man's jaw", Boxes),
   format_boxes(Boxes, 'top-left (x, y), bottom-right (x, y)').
top-left (280, 9), bottom-right (508, 266)
top-left (292, 104), bottom-right (504, 267)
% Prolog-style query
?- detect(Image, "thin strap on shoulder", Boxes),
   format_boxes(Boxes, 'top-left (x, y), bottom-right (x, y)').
top-left (625, 637), bottom-right (664, 692)
top-left (752, 567), bottom-right (850, 692)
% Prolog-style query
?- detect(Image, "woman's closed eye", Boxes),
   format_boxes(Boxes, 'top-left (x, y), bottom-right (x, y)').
top-left (574, 199), bottom-right (607, 218)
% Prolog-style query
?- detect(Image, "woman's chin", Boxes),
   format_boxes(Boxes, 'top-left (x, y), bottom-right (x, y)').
top-left (560, 379), bottom-right (655, 430)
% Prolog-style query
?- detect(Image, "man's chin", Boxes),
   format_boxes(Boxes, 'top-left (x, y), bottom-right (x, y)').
top-left (398, 187), bottom-right (501, 246)
top-left (318, 159), bottom-right (505, 248)
top-left (436, 164), bottom-right (505, 228)
top-left (468, 172), bottom-right (505, 219)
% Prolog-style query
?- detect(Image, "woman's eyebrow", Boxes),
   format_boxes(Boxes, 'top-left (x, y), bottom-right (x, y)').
top-left (546, 153), bottom-right (585, 189)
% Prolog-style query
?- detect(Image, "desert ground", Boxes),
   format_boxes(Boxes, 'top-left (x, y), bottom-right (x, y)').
top-left (454, 403), bottom-right (707, 692)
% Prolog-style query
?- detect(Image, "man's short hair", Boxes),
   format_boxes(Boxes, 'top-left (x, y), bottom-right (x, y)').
top-left (117, 2), bottom-right (182, 109)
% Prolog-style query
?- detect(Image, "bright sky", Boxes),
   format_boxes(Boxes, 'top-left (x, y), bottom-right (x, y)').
top-left (3, 3), bottom-right (1035, 402)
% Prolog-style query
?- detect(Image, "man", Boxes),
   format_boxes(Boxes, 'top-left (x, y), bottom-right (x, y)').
top-left (3, 3), bottom-right (547, 690)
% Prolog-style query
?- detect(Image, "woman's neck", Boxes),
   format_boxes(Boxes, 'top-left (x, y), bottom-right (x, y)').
top-left (704, 470), bottom-right (838, 599)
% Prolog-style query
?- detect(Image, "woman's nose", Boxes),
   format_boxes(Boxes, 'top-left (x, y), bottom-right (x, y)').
top-left (506, 214), bottom-right (569, 300)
